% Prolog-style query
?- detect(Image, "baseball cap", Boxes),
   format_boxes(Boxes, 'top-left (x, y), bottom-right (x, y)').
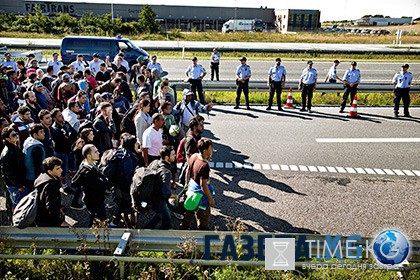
top-left (34, 81), bottom-right (43, 87)
top-left (351, 61), bottom-right (357, 66)
top-left (401, 63), bottom-right (409, 68)
top-left (77, 54), bottom-right (83, 57)
top-left (4, 52), bottom-right (11, 57)
top-left (52, 52), bottom-right (58, 56)
top-left (136, 55), bottom-right (145, 62)
top-left (307, 60), bottom-right (313, 65)
top-left (275, 58), bottom-right (281, 62)
top-left (240, 56), bottom-right (247, 61)
top-left (100, 92), bottom-right (113, 100)
top-left (182, 88), bottom-right (194, 98)
top-left (62, 73), bottom-right (71, 80)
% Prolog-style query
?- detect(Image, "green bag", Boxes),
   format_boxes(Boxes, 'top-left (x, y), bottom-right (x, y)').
top-left (184, 190), bottom-right (204, 211)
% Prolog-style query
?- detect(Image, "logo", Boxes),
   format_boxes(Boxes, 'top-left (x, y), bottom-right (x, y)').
top-left (265, 238), bottom-right (295, 270)
top-left (372, 229), bottom-right (410, 265)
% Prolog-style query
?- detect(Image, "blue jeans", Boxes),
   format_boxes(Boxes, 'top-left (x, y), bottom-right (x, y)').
top-left (7, 185), bottom-right (28, 209)
top-left (145, 204), bottom-right (172, 230)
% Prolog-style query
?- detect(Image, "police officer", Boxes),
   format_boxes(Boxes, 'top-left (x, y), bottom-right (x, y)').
top-left (392, 64), bottom-right (413, 117)
top-left (185, 57), bottom-right (207, 104)
top-left (324, 59), bottom-right (342, 97)
top-left (339, 61), bottom-right (361, 113)
top-left (298, 61), bottom-right (317, 113)
top-left (210, 48), bottom-right (221, 81)
top-left (234, 57), bottom-right (251, 110)
top-left (267, 58), bottom-right (286, 111)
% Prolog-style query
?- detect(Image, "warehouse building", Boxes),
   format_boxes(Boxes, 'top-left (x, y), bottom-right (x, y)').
top-left (275, 9), bottom-right (321, 33)
top-left (1, 0), bottom-right (276, 31)
top-left (356, 17), bottom-right (413, 26)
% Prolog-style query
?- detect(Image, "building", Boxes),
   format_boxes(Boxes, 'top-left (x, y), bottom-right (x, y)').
top-left (0, 0), bottom-right (276, 31)
top-left (275, 9), bottom-right (321, 33)
top-left (356, 17), bottom-right (412, 26)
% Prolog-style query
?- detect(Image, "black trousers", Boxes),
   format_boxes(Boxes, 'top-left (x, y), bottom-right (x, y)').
top-left (268, 81), bottom-right (282, 108)
top-left (236, 80), bottom-right (249, 106)
top-left (394, 88), bottom-right (410, 115)
top-left (190, 79), bottom-right (205, 104)
top-left (301, 84), bottom-right (315, 110)
top-left (210, 62), bottom-right (219, 81)
top-left (340, 85), bottom-right (358, 111)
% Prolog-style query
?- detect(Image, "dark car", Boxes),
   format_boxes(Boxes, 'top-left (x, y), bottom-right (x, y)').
top-left (60, 35), bottom-right (149, 67)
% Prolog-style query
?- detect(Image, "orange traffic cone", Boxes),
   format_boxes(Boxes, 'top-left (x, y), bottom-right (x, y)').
top-left (349, 94), bottom-right (358, 117)
top-left (285, 87), bottom-right (294, 108)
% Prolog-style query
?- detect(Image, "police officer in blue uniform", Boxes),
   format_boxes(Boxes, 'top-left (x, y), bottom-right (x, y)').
top-left (234, 57), bottom-right (252, 109)
top-left (392, 64), bottom-right (413, 117)
top-left (299, 61), bottom-right (317, 113)
top-left (185, 57), bottom-right (207, 104)
top-left (267, 58), bottom-right (286, 111)
top-left (210, 48), bottom-right (221, 81)
top-left (339, 61), bottom-right (361, 113)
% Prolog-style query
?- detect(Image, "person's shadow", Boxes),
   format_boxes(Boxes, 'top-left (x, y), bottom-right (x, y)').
top-left (201, 129), bottom-right (317, 234)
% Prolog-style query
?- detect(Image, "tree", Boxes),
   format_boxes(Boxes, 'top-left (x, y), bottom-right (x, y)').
top-left (138, 5), bottom-right (160, 33)
top-left (373, 14), bottom-right (384, 18)
top-left (362, 15), bottom-right (372, 18)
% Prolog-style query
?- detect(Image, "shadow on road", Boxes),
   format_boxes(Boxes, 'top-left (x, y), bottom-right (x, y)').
top-left (212, 107), bottom-right (259, 119)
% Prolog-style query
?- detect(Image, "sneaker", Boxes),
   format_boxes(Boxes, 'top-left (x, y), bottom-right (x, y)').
top-left (70, 202), bottom-right (86, 210)
top-left (172, 212), bottom-right (184, 220)
top-left (266, 106), bottom-right (271, 110)
top-left (233, 105), bottom-right (239, 109)
top-left (339, 110), bottom-right (344, 113)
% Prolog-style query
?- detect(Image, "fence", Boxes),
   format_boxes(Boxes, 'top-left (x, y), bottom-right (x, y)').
top-left (0, 227), bottom-right (419, 278)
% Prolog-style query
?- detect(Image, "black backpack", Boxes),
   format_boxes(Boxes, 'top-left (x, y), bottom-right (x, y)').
top-left (12, 190), bottom-right (38, 229)
top-left (130, 166), bottom-right (160, 212)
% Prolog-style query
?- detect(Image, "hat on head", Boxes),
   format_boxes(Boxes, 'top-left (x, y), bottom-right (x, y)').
top-left (182, 88), bottom-right (194, 99)
top-left (136, 55), bottom-right (145, 62)
top-left (151, 55), bottom-right (157, 60)
top-left (0, 75), bottom-right (8, 81)
top-left (307, 60), bottom-right (313, 65)
top-left (351, 61), bottom-right (357, 66)
top-left (275, 58), bottom-right (281, 62)
top-left (100, 92), bottom-right (113, 100)
top-left (93, 53), bottom-right (99, 58)
top-left (4, 52), bottom-right (11, 57)
top-left (402, 63), bottom-right (409, 68)
top-left (240, 56), bottom-right (247, 61)
top-left (62, 73), bottom-right (71, 80)
top-left (77, 54), bottom-right (83, 57)
top-left (52, 52), bottom-right (58, 56)
top-left (27, 53), bottom-right (35, 58)
top-left (334, 59), bottom-right (340, 64)
top-left (192, 56), bottom-right (198, 61)
top-left (34, 81), bottom-right (43, 87)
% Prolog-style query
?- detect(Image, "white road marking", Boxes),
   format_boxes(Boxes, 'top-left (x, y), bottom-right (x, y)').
top-left (316, 138), bottom-right (420, 143)
top-left (208, 161), bottom-right (419, 177)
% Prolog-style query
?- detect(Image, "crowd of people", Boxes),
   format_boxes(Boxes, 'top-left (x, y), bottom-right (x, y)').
top-left (0, 50), bottom-right (214, 230)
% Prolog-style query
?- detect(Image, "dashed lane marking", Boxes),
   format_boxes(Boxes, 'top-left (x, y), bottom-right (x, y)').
top-left (209, 162), bottom-right (420, 177)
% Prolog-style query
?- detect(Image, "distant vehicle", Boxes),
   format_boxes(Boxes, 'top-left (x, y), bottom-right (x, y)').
top-left (222, 19), bottom-right (264, 33)
top-left (60, 36), bottom-right (149, 67)
top-left (0, 47), bottom-right (42, 62)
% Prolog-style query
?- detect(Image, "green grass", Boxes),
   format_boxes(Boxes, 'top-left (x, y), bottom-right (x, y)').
top-left (176, 91), bottom-right (420, 106)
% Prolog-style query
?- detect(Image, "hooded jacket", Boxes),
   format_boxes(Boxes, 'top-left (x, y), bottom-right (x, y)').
top-left (0, 141), bottom-right (26, 187)
top-left (34, 173), bottom-right (63, 227)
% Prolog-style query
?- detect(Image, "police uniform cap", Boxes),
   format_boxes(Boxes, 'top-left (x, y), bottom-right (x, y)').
top-left (192, 56), bottom-right (198, 61)
top-left (93, 53), bottom-right (99, 58)
top-left (334, 59), bottom-right (340, 64)
top-left (77, 54), bottom-right (84, 57)
top-left (401, 64), bottom-right (409, 68)
top-left (240, 56), bottom-right (247, 61)
top-left (27, 53), bottom-right (35, 58)
top-left (4, 53), bottom-right (11, 57)
top-left (307, 60), bottom-right (313, 65)
top-left (275, 58), bottom-right (281, 62)
top-left (351, 61), bottom-right (357, 66)
top-left (152, 55), bottom-right (157, 60)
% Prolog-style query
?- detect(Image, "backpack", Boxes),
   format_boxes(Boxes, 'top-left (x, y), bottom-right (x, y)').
top-left (130, 166), bottom-right (158, 212)
top-left (12, 189), bottom-right (38, 229)
top-left (176, 135), bottom-right (197, 163)
top-left (121, 106), bottom-right (137, 135)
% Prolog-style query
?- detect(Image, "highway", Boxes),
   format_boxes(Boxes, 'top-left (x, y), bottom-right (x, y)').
top-left (161, 59), bottom-right (420, 82)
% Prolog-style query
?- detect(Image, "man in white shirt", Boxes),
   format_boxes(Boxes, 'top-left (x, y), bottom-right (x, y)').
top-left (142, 113), bottom-right (165, 167)
top-left (113, 52), bottom-right (129, 72)
top-left (62, 101), bottom-right (81, 132)
top-left (70, 54), bottom-right (87, 73)
top-left (88, 53), bottom-right (104, 77)
top-left (47, 52), bottom-right (63, 76)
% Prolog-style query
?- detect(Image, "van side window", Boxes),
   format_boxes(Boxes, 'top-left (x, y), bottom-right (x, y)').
top-left (117, 41), bottom-right (130, 51)
top-left (66, 40), bottom-right (90, 51)
top-left (92, 40), bottom-right (113, 51)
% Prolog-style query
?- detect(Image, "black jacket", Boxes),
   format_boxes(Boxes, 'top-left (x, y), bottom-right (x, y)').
top-left (93, 115), bottom-right (116, 153)
top-left (35, 173), bottom-right (63, 227)
top-left (0, 141), bottom-right (26, 187)
top-left (149, 159), bottom-right (172, 206)
top-left (72, 162), bottom-right (112, 208)
top-left (52, 121), bottom-right (78, 154)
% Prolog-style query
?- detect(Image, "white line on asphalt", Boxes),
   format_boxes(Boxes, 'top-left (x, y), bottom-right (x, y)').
top-left (299, 165), bottom-right (309, 172)
top-left (308, 166), bottom-right (318, 172)
top-left (364, 168), bottom-right (376, 175)
top-left (345, 167), bottom-right (357, 174)
top-left (403, 170), bottom-right (415, 176)
top-left (262, 164), bottom-right (271, 170)
top-left (393, 169), bottom-right (406, 176)
top-left (413, 170), bottom-right (420, 177)
top-left (327, 167), bottom-right (337, 173)
top-left (290, 165), bottom-right (299, 171)
top-left (383, 169), bottom-right (395, 175)
top-left (318, 166), bottom-right (328, 172)
top-left (271, 164), bottom-right (280, 170)
top-left (336, 167), bottom-right (347, 173)
top-left (281, 165), bottom-right (290, 171)
top-left (316, 138), bottom-right (420, 143)
top-left (355, 168), bottom-right (366, 174)
top-left (253, 164), bottom-right (261, 170)
top-left (374, 169), bottom-right (385, 175)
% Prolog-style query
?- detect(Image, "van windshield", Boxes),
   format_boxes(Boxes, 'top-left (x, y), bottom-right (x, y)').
top-left (124, 40), bottom-right (140, 51)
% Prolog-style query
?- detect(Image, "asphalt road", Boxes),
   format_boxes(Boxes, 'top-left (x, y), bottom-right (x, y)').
top-left (161, 59), bottom-right (420, 82)
top-left (204, 106), bottom-right (420, 170)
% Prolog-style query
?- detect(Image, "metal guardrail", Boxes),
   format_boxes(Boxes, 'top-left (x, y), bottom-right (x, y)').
top-left (1, 227), bottom-right (419, 278)
top-left (171, 81), bottom-right (420, 93)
